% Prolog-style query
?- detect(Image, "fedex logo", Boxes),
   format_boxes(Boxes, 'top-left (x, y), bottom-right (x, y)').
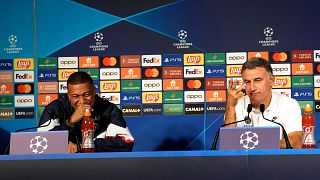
top-left (184, 66), bottom-right (204, 78)
top-left (14, 71), bottom-right (34, 82)
top-left (141, 55), bottom-right (162, 66)
top-left (314, 50), bottom-right (320, 62)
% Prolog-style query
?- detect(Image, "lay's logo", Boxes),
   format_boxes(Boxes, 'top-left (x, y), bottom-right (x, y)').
top-left (184, 54), bottom-right (204, 65)
top-left (14, 58), bottom-right (34, 70)
top-left (100, 81), bottom-right (120, 92)
top-left (273, 76), bottom-right (291, 88)
top-left (58, 69), bottom-right (78, 81)
top-left (226, 65), bottom-right (242, 76)
top-left (142, 92), bottom-right (162, 104)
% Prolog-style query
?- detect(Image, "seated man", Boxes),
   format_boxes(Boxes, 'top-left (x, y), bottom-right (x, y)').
top-left (38, 71), bottom-right (134, 153)
top-left (224, 57), bottom-right (302, 148)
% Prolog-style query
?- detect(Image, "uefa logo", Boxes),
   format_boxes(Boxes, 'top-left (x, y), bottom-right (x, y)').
top-left (94, 32), bottom-right (103, 42)
top-left (89, 32), bottom-right (108, 51)
top-left (259, 26), bottom-right (279, 47)
top-left (173, 29), bottom-right (193, 49)
top-left (178, 30), bottom-right (187, 40)
top-left (264, 27), bottom-right (273, 37)
top-left (4, 34), bottom-right (23, 54)
top-left (8, 35), bottom-right (18, 46)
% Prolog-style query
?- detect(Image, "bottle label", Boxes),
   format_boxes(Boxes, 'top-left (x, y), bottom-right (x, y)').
top-left (82, 129), bottom-right (95, 148)
top-left (302, 125), bottom-right (316, 145)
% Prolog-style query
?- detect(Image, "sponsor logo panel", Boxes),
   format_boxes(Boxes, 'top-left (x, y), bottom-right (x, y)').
top-left (205, 65), bottom-right (226, 77)
top-left (142, 79), bottom-right (162, 91)
top-left (291, 76), bottom-right (313, 88)
top-left (291, 63), bottom-right (313, 75)
top-left (291, 50), bottom-right (313, 62)
top-left (184, 66), bottom-right (204, 78)
top-left (81, 69), bottom-right (99, 80)
top-left (120, 55), bottom-right (141, 67)
top-left (163, 79), bottom-right (183, 91)
top-left (0, 108), bottom-right (14, 120)
top-left (184, 91), bottom-right (204, 103)
top-left (58, 57), bottom-right (78, 68)
top-left (142, 92), bottom-right (162, 104)
top-left (291, 88), bottom-right (313, 100)
top-left (185, 103), bottom-right (204, 115)
top-left (0, 59), bottom-right (13, 70)
top-left (142, 67), bottom-right (162, 79)
top-left (313, 62), bottom-right (320, 75)
top-left (273, 76), bottom-right (291, 88)
top-left (206, 78), bottom-right (227, 89)
top-left (100, 93), bottom-right (121, 104)
top-left (14, 83), bottom-right (34, 94)
top-left (314, 76), bottom-right (320, 87)
top-left (315, 88), bottom-right (320, 100)
top-left (272, 89), bottom-right (291, 97)
top-left (206, 90), bottom-right (226, 102)
top-left (120, 92), bottom-right (141, 104)
top-left (226, 77), bottom-right (243, 89)
top-left (100, 81), bottom-right (120, 92)
top-left (59, 82), bottom-right (67, 93)
top-left (38, 70), bottom-right (58, 82)
top-left (93, 81), bottom-right (100, 93)
top-left (38, 82), bottom-right (58, 93)
top-left (15, 95), bottom-right (34, 107)
top-left (142, 104), bottom-right (162, 115)
top-left (247, 52), bottom-right (269, 60)
top-left (269, 52), bottom-right (290, 63)
top-left (162, 67), bottom-right (183, 79)
top-left (183, 53), bottom-right (204, 65)
top-left (100, 56), bottom-right (120, 67)
top-left (315, 101), bottom-right (320, 112)
top-left (297, 101), bottom-right (313, 113)
top-left (163, 104), bottom-right (184, 115)
top-left (0, 83), bottom-right (13, 95)
top-left (121, 80), bottom-right (141, 92)
top-left (15, 108), bottom-right (34, 119)
top-left (314, 50), bottom-right (320, 62)
top-left (163, 91), bottom-right (183, 103)
top-left (226, 65), bottom-right (242, 77)
top-left (205, 53), bottom-right (225, 65)
top-left (206, 102), bottom-right (226, 114)
top-left (0, 71), bottom-right (13, 83)
top-left (14, 71), bottom-right (34, 82)
top-left (162, 54), bottom-right (183, 66)
top-left (79, 56), bottom-right (99, 68)
top-left (38, 57), bottom-right (58, 69)
top-left (14, 58), bottom-right (34, 70)
top-left (121, 105), bottom-right (141, 116)
top-left (121, 68), bottom-right (141, 79)
top-left (226, 52), bottom-right (246, 64)
top-left (100, 68), bottom-right (120, 80)
top-left (141, 55), bottom-right (161, 66)
top-left (271, 64), bottom-right (291, 75)
top-left (184, 78), bottom-right (204, 90)
top-left (58, 69), bottom-right (78, 81)
top-left (0, 96), bottom-right (14, 107)
top-left (38, 94), bottom-right (58, 106)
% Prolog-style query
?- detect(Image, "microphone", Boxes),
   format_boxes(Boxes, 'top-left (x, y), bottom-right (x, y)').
top-left (211, 104), bottom-right (253, 150)
top-left (260, 104), bottom-right (292, 149)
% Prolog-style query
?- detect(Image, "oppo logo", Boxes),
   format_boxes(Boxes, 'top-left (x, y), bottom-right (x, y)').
top-left (102, 72), bottom-right (118, 76)
top-left (15, 96), bottom-right (34, 107)
top-left (17, 99), bottom-right (32, 103)
top-left (273, 68), bottom-right (288, 72)
top-left (228, 56), bottom-right (245, 60)
top-left (60, 61), bottom-right (76, 65)
top-left (186, 95), bottom-right (202, 99)
top-left (144, 83), bottom-right (160, 88)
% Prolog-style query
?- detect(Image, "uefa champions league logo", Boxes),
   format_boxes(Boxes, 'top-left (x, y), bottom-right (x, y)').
top-left (173, 29), bottom-right (192, 49)
top-left (239, 131), bottom-right (259, 149)
top-left (4, 34), bottom-right (23, 54)
top-left (29, 135), bottom-right (48, 154)
top-left (89, 32), bottom-right (108, 52)
top-left (258, 26), bottom-right (279, 47)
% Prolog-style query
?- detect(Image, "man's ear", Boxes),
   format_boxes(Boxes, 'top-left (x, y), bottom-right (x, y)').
top-left (269, 75), bottom-right (275, 87)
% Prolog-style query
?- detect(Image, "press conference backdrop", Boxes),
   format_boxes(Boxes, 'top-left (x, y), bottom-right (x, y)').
top-left (1, 0), bottom-right (320, 151)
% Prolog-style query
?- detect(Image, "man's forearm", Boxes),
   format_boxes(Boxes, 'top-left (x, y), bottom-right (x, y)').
top-left (279, 131), bottom-right (302, 149)
top-left (224, 104), bottom-right (237, 127)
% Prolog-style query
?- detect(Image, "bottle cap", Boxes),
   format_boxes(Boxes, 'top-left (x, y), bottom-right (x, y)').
top-left (84, 109), bottom-right (91, 116)
top-left (304, 104), bottom-right (312, 113)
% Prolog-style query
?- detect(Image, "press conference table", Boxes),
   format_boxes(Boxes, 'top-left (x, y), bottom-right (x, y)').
top-left (1, 149), bottom-right (320, 180)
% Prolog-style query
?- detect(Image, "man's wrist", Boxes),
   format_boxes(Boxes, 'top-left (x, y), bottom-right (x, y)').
top-left (66, 118), bottom-right (75, 127)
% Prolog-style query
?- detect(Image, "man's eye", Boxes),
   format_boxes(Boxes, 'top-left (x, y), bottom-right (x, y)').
top-left (84, 93), bottom-right (90, 97)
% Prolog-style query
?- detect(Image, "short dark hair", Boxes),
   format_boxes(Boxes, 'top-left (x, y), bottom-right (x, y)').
top-left (241, 57), bottom-right (273, 75)
top-left (67, 71), bottom-right (94, 87)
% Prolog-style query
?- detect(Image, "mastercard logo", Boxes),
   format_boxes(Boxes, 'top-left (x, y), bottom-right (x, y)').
top-left (144, 68), bottom-right (159, 78)
top-left (187, 80), bottom-right (202, 89)
top-left (17, 84), bottom-right (32, 93)
top-left (102, 57), bottom-right (117, 66)
top-left (272, 52), bottom-right (288, 62)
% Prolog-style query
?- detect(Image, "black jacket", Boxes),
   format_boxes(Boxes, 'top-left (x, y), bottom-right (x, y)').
top-left (38, 95), bottom-right (134, 152)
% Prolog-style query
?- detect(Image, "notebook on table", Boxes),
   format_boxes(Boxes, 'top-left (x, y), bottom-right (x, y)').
top-left (9, 130), bottom-right (68, 155)
top-left (219, 126), bottom-right (280, 150)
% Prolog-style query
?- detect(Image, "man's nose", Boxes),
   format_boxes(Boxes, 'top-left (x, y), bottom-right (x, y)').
top-left (250, 82), bottom-right (256, 91)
